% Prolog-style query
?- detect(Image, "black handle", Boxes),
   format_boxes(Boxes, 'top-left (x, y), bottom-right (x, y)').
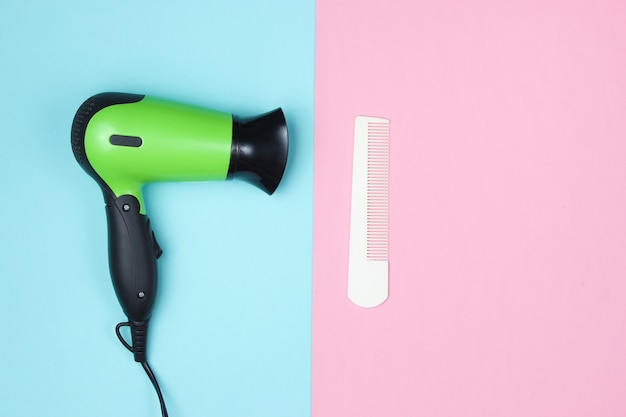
top-left (105, 195), bottom-right (162, 323)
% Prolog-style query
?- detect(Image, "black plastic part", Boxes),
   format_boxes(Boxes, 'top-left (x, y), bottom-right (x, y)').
top-left (152, 231), bottom-right (163, 259)
top-left (130, 320), bottom-right (149, 362)
top-left (229, 108), bottom-right (289, 195)
top-left (110, 134), bottom-right (143, 147)
top-left (106, 195), bottom-right (159, 323)
top-left (71, 92), bottom-right (144, 202)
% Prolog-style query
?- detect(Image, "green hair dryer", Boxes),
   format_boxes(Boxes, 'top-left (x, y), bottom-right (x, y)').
top-left (71, 92), bottom-right (289, 415)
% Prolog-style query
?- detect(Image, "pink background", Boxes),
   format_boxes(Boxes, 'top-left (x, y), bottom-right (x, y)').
top-left (313, 1), bottom-right (626, 416)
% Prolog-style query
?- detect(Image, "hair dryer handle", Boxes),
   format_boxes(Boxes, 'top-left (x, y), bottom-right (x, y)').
top-left (105, 194), bottom-right (161, 323)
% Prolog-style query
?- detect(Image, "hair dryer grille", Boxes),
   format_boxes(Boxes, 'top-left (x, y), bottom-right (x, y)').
top-left (71, 96), bottom-right (95, 167)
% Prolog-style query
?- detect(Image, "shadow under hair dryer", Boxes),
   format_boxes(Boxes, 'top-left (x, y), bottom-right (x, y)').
top-left (71, 92), bottom-right (289, 416)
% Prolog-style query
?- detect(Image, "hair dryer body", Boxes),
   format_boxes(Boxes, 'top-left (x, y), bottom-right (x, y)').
top-left (71, 92), bottom-right (288, 361)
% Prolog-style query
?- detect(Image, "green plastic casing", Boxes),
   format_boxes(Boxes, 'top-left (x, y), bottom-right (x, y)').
top-left (84, 96), bottom-right (233, 213)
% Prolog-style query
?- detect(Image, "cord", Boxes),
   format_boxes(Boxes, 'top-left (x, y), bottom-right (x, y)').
top-left (142, 361), bottom-right (169, 417)
top-left (116, 322), bottom-right (169, 417)
top-left (115, 322), bottom-right (133, 352)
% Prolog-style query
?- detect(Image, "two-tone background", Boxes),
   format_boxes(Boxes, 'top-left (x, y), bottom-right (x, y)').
top-left (2, 1), bottom-right (626, 416)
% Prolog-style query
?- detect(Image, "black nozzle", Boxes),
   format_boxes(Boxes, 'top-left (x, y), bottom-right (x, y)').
top-left (228, 108), bottom-right (289, 195)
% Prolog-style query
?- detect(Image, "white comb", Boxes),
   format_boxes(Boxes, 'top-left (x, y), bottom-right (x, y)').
top-left (348, 116), bottom-right (390, 308)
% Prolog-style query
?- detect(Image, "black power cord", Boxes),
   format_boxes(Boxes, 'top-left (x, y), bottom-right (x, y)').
top-left (116, 322), bottom-right (169, 417)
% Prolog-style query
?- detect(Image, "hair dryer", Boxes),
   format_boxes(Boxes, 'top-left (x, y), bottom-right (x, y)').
top-left (71, 92), bottom-right (289, 416)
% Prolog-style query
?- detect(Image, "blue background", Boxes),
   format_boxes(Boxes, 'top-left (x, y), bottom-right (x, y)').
top-left (0, 1), bottom-right (314, 416)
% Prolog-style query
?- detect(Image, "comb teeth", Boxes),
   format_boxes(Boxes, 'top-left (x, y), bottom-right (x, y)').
top-left (366, 121), bottom-right (390, 261)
